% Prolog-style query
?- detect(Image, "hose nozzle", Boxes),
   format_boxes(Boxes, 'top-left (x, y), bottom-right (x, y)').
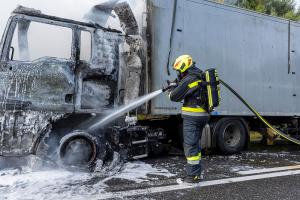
top-left (162, 80), bottom-right (178, 92)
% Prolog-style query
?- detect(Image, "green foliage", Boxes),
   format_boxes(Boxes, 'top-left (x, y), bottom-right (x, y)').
top-left (235, 0), bottom-right (300, 21)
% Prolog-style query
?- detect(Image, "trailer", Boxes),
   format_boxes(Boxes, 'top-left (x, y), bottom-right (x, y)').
top-left (147, 0), bottom-right (300, 153)
top-left (0, 0), bottom-right (300, 169)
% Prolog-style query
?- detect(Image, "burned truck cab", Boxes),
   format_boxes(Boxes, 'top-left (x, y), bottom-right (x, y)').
top-left (0, 6), bottom-right (122, 113)
top-left (0, 6), bottom-right (126, 166)
top-left (0, 4), bottom-right (164, 170)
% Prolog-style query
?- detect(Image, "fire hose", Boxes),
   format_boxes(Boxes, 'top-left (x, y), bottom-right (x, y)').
top-left (220, 79), bottom-right (300, 145)
top-left (163, 79), bottom-right (300, 145)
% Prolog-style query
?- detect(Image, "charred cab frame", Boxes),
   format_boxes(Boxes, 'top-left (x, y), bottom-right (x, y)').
top-left (0, 5), bottom-right (158, 169)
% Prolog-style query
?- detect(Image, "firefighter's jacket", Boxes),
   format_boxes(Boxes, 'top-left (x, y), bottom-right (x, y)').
top-left (169, 66), bottom-right (209, 116)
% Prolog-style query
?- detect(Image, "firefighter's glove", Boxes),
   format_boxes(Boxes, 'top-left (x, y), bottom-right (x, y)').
top-left (162, 80), bottom-right (178, 92)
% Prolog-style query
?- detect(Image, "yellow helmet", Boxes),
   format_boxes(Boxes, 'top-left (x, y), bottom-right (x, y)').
top-left (172, 55), bottom-right (193, 73)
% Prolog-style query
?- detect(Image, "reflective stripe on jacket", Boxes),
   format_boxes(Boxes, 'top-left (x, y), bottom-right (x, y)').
top-left (182, 106), bottom-right (208, 116)
top-left (169, 66), bottom-right (208, 116)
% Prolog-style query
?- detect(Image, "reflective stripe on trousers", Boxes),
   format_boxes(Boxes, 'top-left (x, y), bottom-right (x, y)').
top-left (183, 115), bottom-right (209, 176)
top-left (187, 152), bottom-right (201, 165)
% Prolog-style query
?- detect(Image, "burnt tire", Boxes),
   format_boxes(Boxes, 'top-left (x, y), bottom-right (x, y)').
top-left (58, 130), bottom-right (106, 170)
top-left (215, 118), bottom-right (247, 155)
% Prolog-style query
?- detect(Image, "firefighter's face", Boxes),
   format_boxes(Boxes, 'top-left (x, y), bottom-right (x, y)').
top-left (176, 70), bottom-right (183, 79)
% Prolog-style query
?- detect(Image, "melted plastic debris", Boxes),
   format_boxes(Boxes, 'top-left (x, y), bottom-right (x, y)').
top-left (84, 0), bottom-right (120, 26)
top-left (114, 1), bottom-right (139, 35)
top-left (83, 0), bottom-right (145, 34)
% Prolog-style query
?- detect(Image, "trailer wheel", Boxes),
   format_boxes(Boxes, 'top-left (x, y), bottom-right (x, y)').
top-left (215, 118), bottom-right (247, 154)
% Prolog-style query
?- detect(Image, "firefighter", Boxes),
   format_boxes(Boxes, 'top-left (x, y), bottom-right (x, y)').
top-left (167, 55), bottom-right (209, 183)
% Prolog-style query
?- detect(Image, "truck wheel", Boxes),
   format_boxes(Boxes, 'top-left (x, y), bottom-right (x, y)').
top-left (215, 118), bottom-right (247, 154)
top-left (58, 130), bottom-right (106, 170)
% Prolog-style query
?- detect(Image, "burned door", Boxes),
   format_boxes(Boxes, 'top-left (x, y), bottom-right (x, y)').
top-left (0, 17), bottom-right (75, 112)
top-left (76, 28), bottom-right (122, 113)
top-left (0, 16), bottom-right (75, 155)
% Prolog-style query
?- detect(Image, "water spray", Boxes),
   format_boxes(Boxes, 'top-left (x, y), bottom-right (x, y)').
top-left (87, 81), bottom-right (177, 131)
top-left (57, 82), bottom-right (174, 169)
top-left (88, 89), bottom-right (164, 131)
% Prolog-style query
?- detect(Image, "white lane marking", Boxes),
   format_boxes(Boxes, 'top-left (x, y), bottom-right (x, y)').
top-left (237, 165), bottom-right (300, 175)
top-left (97, 169), bottom-right (300, 199)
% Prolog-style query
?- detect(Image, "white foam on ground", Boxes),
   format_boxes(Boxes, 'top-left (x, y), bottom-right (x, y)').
top-left (0, 168), bottom-right (94, 200)
top-left (106, 161), bottom-right (175, 183)
top-left (230, 165), bottom-right (258, 173)
top-left (0, 161), bottom-right (175, 200)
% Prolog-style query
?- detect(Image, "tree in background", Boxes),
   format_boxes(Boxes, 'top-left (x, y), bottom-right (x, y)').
top-left (235, 0), bottom-right (300, 20)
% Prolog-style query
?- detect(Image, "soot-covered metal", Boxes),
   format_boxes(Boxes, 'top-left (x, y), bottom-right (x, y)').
top-left (0, 6), bottom-right (123, 160)
top-left (0, 3), bottom-right (159, 170)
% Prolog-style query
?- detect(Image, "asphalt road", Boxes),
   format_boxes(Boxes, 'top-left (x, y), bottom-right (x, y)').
top-left (101, 143), bottom-right (300, 200)
top-left (2, 143), bottom-right (300, 200)
top-left (129, 175), bottom-right (300, 200)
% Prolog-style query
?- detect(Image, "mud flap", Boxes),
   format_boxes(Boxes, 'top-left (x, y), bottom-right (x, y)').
top-left (200, 124), bottom-right (212, 149)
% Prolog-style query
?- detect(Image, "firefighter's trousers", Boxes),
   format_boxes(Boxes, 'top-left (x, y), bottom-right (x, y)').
top-left (182, 115), bottom-right (209, 176)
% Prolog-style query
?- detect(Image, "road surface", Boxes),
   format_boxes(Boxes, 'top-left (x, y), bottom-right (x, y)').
top-left (1, 143), bottom-right (300, 200)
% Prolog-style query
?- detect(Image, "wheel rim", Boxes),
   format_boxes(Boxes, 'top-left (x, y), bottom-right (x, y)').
top-left (222, 123), bottom-right (241, 148)
top-left (59, 133), bottom-right (97, 167)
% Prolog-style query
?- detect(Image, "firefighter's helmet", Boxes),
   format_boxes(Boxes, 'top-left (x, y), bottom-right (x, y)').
top-left (172, 55), bottom-right (193, 73)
